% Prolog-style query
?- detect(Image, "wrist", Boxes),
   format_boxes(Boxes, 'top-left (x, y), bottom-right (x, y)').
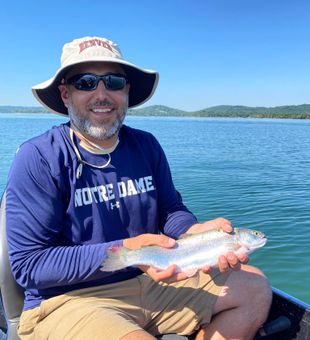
top-left (186, 223), bottom-right (202, 234)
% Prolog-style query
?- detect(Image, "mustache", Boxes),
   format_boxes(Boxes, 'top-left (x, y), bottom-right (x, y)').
top-left (88, 100), bottom-right (114, 109)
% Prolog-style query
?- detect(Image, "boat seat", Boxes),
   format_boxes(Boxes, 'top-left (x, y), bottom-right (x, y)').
top-left (0, 192), bottom-right (24, 340)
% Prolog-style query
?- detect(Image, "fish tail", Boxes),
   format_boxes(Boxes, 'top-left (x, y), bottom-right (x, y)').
top-left (100, 246), bottom-right (138, 272)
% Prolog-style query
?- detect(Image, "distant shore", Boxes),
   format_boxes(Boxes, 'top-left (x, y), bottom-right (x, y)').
top-left (1, 104), bottom-right (310, 119)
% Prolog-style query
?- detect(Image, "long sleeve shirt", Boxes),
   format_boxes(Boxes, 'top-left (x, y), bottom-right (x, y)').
top-left (6, 123), bottom-right (197, 310)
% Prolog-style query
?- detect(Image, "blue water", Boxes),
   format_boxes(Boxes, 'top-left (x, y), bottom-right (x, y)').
top-left (1, 113), bottom-right (309, 303)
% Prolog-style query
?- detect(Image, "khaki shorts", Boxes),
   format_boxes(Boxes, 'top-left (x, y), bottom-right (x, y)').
top-left (18, 270), bottom-right (229, 340)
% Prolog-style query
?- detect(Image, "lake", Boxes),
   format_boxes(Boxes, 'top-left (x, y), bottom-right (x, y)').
top-left (0, 113), bottom-right (309, 303)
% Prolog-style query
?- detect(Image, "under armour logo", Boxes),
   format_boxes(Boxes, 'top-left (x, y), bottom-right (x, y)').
top-left (110, 201), bottom-right (121, 210)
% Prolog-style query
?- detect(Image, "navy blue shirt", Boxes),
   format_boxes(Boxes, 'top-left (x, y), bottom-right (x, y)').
top-left (6, 123), bottom-right (197, 310)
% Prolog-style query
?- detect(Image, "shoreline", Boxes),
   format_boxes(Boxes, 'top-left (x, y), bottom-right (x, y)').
top-left (1, 112), bottom-right (310, 120)
top-left (1, 104), bottom-right (310, 119)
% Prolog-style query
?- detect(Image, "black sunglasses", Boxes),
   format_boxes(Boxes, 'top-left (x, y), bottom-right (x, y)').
top-left (65, 73), bottom-right (129, 91)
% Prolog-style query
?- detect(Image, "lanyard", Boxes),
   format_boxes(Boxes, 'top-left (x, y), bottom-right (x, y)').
top-left (69, 128), bottom-right (115, 179)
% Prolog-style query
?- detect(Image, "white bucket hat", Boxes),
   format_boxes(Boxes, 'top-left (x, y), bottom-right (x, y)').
top-left (32, 36), bottom-right (159, 116)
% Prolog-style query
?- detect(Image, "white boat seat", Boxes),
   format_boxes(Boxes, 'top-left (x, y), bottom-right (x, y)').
top-left (0, 192), bottom-right (24, 340)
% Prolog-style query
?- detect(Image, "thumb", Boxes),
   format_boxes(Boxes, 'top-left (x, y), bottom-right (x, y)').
top-left (151, 234), bottom-right (176, 248)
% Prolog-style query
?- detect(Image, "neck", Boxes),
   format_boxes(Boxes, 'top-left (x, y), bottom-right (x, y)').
top-left (70, 124), bottom-right (120, 153)
top-left (85, 133), bottom-right (119, 149)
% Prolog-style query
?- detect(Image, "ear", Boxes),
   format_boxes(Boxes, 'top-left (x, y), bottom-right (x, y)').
top-left (58, 84), bottom-right (70, 108)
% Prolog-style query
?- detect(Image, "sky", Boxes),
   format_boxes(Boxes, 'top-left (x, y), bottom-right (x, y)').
top-left (0, 0), bottom-right (309, 111)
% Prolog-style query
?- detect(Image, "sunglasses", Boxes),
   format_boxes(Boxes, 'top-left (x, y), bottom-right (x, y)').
top-left (65, 73), bottom-right (129, 91)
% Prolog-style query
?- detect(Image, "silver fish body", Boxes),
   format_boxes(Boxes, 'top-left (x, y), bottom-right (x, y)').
top-left (101, 228), bottom-right (267, 275)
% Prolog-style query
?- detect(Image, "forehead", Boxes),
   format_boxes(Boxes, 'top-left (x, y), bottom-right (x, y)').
top-left (67, 62), bottom-right (125, 77)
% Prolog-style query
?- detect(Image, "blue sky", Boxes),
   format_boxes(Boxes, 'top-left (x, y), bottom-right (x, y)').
top-left (1, 0), bottom-right (309, 111)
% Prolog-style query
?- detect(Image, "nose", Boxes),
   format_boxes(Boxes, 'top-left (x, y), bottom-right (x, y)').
top-left (92, 79), bottom-right (110, 99)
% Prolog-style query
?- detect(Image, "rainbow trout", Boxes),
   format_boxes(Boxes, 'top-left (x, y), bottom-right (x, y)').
top-left (101, 228), bottom-right (267, 276)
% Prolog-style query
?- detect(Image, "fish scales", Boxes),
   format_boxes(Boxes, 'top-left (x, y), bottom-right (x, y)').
top-left (100, 228), bottom-right (267, 275)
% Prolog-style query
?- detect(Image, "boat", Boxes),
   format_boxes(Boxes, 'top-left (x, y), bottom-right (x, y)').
top-left (255, 287), bottom-right (310, 339)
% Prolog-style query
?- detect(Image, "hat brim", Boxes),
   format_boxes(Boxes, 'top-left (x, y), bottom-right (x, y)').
top-left (32, 58), bottom-right (159, 116)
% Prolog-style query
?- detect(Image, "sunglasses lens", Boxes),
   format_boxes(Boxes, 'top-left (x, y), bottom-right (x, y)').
top-left (105, 75), bottom-right (127, 90)
top-left (74, 75), bottom-right (98, 90)
top-left (66, 74), bottom-right (128, 91)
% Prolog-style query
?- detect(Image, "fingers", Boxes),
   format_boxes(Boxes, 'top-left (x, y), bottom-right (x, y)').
top-left (124, 234), bottom-right (176, 250)
top-left (218, 251), bottom-right (249, 272)
top-left (141, 234), bottom-right (176, 248)
top-left (237, 252), bottom-right (249, 264)
top-left (143, 264), bottom-right (178, 283)
top-left (218, 255), bottom-right (230, 272)
top-left (163, 271), bottom-right (189, 284)
top-left (213, 217), bottom-right (232, 233)
top-left (140, 264), bottom-right (190, 284)
top-left (226, 252), bottom-right (241, 271)
top-left (201, 265), bottom-right (212, 274)
top-left (153, 265), bottom-right (183, 283)
top-left (187, 218), bottom-right (233, 235)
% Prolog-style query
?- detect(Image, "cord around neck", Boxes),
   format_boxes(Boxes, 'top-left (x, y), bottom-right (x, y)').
top-left (69, 128), bottom-right (113, 179)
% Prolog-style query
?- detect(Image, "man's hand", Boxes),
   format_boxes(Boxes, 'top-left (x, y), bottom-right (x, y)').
top-left (186, 217), bottom-right (233, 234)
top-left (123, 234), bottom-right (189, 284)
top-left (186, 218), bottom-right (249, 273)
top-left (139, 264), bottom-right (190, 284)
top-left (123, 233), bottom-right (175, 250)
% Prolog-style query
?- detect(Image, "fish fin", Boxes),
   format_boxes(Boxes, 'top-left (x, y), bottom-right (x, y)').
top-left (184, 269), bottom-right (198, 277)
top-left (189, 272), bottom-right (200, 288)
top-left (100, 246), bottom-right (129, 272)
top-left (109, 245), bottom-right (122, 253)
top-left (225, 242), bottom-right (240, 252)
top-left (234, 245), bottom-right (249, 256)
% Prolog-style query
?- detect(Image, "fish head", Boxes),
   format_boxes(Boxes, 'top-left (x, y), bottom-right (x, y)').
top-left (234, 228), bottom-right (267, 253)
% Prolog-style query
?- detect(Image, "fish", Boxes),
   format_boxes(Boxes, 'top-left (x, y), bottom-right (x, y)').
top-left (100, 228), bottom-right (267, 276)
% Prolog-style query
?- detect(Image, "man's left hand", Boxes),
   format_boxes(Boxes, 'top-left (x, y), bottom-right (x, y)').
top-left (186, 218), bottom-right (249, 273)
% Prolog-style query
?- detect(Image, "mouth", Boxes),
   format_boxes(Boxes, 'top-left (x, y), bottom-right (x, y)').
top-left (242, 237), bottom-right (267, 251)
top-left (91, 108), bottom-right (113, 113)
top-left (255, 237), bottom-right (268, 248)
top-left (90, 107), bottom-right (114, 118)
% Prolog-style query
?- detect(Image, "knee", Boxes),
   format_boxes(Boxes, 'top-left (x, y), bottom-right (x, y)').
top-left (245, 265), bottom-right (272, 295)
top-left (240, 265), bottom-right (273, 321)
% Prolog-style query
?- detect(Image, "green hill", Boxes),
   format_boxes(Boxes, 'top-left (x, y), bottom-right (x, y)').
top-left (1, 104), bottom-right (310, 119)
top-left (128, 105), bottom-right (187, 116)
top-left (194, 104), bottom-right (310, 118)
top-left (129, 104), bottom-right (310, 119)
top-left (0, 106), bottom-right (49, 113)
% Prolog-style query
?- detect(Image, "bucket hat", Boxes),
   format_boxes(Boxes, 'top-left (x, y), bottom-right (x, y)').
top-left (32, 36), bottom-right (159, 116)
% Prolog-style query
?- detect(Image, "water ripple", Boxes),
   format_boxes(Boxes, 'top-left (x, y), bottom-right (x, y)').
top-left (1, 115), bottom-right (310, 303)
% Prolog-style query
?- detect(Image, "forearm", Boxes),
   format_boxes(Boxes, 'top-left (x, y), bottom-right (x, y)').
top-left (162, 209), bottom-right (198, 238)
top-left (9, 238), bottom-right (123, 290)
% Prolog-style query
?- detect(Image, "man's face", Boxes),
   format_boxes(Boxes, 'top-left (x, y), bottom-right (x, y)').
top-left (59, 62), bottom-right (130, 143)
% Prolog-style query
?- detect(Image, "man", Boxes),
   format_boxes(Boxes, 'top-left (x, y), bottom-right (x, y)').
top-left (6, 36), bottom-right (272, 340)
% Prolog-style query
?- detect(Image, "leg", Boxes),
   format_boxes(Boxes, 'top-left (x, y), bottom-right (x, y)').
top-left (141, 271), bottom-right (229, 336)
top-left (18, 279), bottom-right (150, 340)
top-left (196, 265), bottom-right (272, 340)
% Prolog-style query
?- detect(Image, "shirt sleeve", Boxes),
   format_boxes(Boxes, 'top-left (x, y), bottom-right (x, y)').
top-left (151, 138), bottom-right (198, 239)
top-left (6, 142), bottom-right (122, 290)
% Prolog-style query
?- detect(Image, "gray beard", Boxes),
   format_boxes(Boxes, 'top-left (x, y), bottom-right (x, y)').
top-left (67, 104), bottom-right (125, 141)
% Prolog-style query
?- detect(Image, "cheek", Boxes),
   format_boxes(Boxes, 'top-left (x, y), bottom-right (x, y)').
top-left (111, 86), bottom-right (130, 107)
top-left (70, 92), bottom-right (91, 108)
top-left (116, 92), bottom-right (129, 107)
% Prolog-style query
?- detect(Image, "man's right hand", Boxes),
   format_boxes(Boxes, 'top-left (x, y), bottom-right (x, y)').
top-left (123, 233), bottom-right (175, 250)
